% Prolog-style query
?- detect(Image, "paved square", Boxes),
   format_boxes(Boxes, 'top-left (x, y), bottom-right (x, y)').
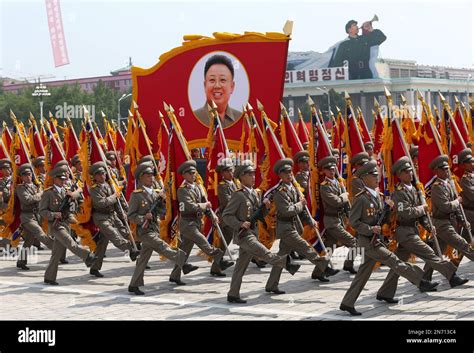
top-left (0, 242), bottom-right (472, 320)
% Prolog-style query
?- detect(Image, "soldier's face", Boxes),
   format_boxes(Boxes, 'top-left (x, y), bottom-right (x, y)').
top-left (279, 170), bottom-right (293, 184)
top-left (184, 171), bottom-right (196, 183)
top-left (1, 167), bottom-right (11, 177)
top-left (436, 167), bottom-right (449, 179)
top-left (222, 169), bottom-right (234, 180)
top-left (240, 172), bottom-right (255, 187)
top-left (204, 64), bottom-right (235, 112)
top-left (398, 169), bottom-right (413, 183)
top-left (54, 178), bottom-right (67, 187)
top-left (108, 158), bottom-right (117, 167)
top-left (74, 162), bottom-right (82, 172)
top-left (363, 174), bottom-right (378, 189)
top-left (38, 165), bottom-right (46, 174)
top-left (323, 168), bottom-right (336, 179)
top-left (464, 161), bottom-right (474, 172)
top-left (141, 173), bottom-right (154, 187)
top-left (21, 174), bottom-right (32, 184)
top-left (298, 161), bottom-right (309, 171)
top-left (94, 173), bottom-right (106, 184)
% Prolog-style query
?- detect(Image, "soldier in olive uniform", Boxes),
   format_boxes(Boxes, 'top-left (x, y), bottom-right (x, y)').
top-left (15, 164), bottom-right (54, 270)
top-left (0, 158), bottom-right (13, 211)
top-left (32, 156), bottom-right (46, 186)
top-left (377, 157), bottom-right (467, 302)
top-left (340, 160), bottom-right (439, 316)
top-left (458, 148), bottom-right (474, 245)
top-left (423, 154), bottom-right (474, 281)
top-left (88, 161), bottom-right (139, 277)
top-left (265, 159), bottom-right (330, 294)
top-left (40, 165), bottom-right (97, 285)
top-left (137, 155), bottom-right (163, 189)
top-left (410, 146), bottom-right (419, 175)
top-left (169, 160), bottom-right (225, 286)
top-left (223, 160), bottom-right (300, 304)
top-left (316, 156), bottom-right (358, 275)
top-left (349, 152), bottom-right (370, 197)
top-left (106, 151), bottom-right (126, 188)
top-left (209, 157), bottom-right (236, 276)
top-left (128, 163), bottom-right (196, 295)
top-left (364, 142), bottom-right (374, 159)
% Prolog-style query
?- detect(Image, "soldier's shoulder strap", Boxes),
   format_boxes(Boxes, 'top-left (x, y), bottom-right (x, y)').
top-left (320, 180), bottom-right (328, 186)
top-left (133, 189), bottom-right (143, 193)
top-left (396, 183), bottom-right (403, 191)
top-left (354, 190), bottom-right (365, 198)
top-left (91, 184), bottom-right (98, 189)
top-left (219, 181), bottom-right (226, 185)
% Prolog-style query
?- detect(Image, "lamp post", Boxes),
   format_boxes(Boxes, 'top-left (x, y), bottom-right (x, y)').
top-left (31, 80), bottom-right (51, 123)
top-left (117, 93), bottom-right (132, 127)
top-left (317, 86), bottom-right (330, 120)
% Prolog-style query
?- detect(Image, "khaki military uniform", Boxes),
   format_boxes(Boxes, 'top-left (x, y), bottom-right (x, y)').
top-left (90, 182), bottom-right (133, 271)
top-left (128, 186), bottom-right (187, 288)
top-left (459, 171), bottom-right (474, 244)
top-left (341, 188), bottom-right (426, 308)
top-left (295, 170), bottom-right (310, 196)
top-left (423, 177), bottom-right (474, 280)
top-left (377, 183), bottom-right (457, 298)
top-left (350, 176), bottom-right (365, 197)
top-left (318, 177), bottom-right (356, 270)
top-left (169, 181), bottom-right (223, 282)
top-left (223, 187), bottom-right (287, 298)
top-left (210, 179), bottom-right (237, 273)
top-left (265, 183), bottom-right (328, 291)
top-left (0, 176), bottom-right (12, 211)
top-left (15, 182), bottom-right (53, 266)
top-left (40, 185), bottom-right (93, 282)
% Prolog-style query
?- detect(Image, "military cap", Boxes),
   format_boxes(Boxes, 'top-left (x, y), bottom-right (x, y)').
top-left (302, 142), bottom-right (310, 150)
top-left (216, 158), bottom-right (234, 173)
top-left (18, 163), bottom-right (33, 176)
top-left (350, 152), bottom-right (370, 166)
top-left (105, 151), bottom-right (117, 160)
top-left (89, 161), bottom-right (107, 176)
top-left (345, 20), bottom-right (358, 33)
top-left (0, 158), bottom-right (12, 169)
top-left (273, 158), bottom-right (294, 174)
top-left (138, 155), bottom-right (155, 165)
top-left (135, 161), bottom-right (155, 179)
top-left (293, 151), bottom-right (310, 164)
top-left (318, 156), bottom-right (337, 169)
top-left (48, 164), bottom-right (69, 179)
top-left (177, 160), bottom-right (197, 175)
top-left (354, 159), bottom-right (378, 178)
top-left (458, 148), bottom-right (474, 164)
top-left (32, 156), bottom-right (45, 168)
top-left (331, 148), bottom-right (340, 156)
top-left (364, 141), bottom-right (374, 150)
top-left (54, 160), bottom-right (69, 169)
top-left (392, 156), bottom-right (413, 175)
top-left (409, 146), bottom-right (419, 159)
top-left (429, 154), bottom-right (449, 170)
top-left (71, 154), bottom-right (81, 166)
top-left (235, 160), bottom-right (255, 179)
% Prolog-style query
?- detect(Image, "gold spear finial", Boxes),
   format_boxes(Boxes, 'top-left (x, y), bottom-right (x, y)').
top-left (169, 104), bottom-right (175, 113)
top-left (133, 101), bottom-right (139, 109)
top-left (101, 111), bottom-right (106, 118)
top-left (374, 97), bottom-right (380, 109)
top-left (256, 99), bottom-right (264, 111)
top-left (344, 91), bottom-right (351, 100)
top-left (454, 96), bottom-right (460, 105)
top-left (163, 102), bottom-right (169, 112)
top-left (158, 111), bottom-right (164, 119)
top-left (307, 96), bottom-right (315, 107)
top-left (247, 102), bottom-right (254, 112)
top-left (400, 94), bottom-right (407, 105)
top-left (439, 92), bottom-right (446, 104)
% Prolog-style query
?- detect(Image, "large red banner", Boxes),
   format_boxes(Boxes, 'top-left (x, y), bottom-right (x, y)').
top-left (132, 31), bottom-right (290, 150)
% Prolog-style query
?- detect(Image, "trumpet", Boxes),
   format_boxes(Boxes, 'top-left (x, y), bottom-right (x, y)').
top-left (360, 15), bottom-right (379, 33)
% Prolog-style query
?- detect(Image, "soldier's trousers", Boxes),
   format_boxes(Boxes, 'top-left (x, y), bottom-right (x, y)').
top-left (228, 232), bottom-right (287, 298)
top-left (266, 230), bottom-right (328, 291)
top-left (169, 222), bottom-right (223, 281)
top-left (130, 231), bottom-right (187, 287)
top-left (377, 231), bottom-right (456, 299)
top-left (44, 225), bottom-right (91, 282)
top-left (210, 224), bottom-right (233, 273)
top-left (91, 215), bottom-right (132, 271)
top-left (423, 219), bottom-right (474, 281)
top-left (17, 218), bottom-right (54, 265)
top-left (341, 235), bottom-right (424, 308)
top-left (312, 224), bottom-right (357, 277)
top-left (462, 209), bottom-right (474, 244)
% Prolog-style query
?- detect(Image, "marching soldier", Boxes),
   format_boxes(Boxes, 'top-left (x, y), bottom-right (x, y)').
top-left (15, 164), bottom-right (54, 270)
top-left (423, 154), bottom-right (474, 281)
top-left (458, 148), bottom-right (474, 245)
top-left (32, 156), bottom-right (46, 186)
top-left (106, 151), bottom-right (125, 188)
top-left (340, 160), bottom-right (439, 316)
top-left (349, 152), bottom-right (370, 196)
top-left (88, 161), bottom-right (140, 277)
top-left (71, 155), bottom-right (83, 184)
top-left (316, 156), bottom-right (358, 275)
top-left (0, 158), bottom-right (13, 211)
top-left (209, 158), bottom-right (236, 277)
top-left (40, 164), bottom-right (98, 285)
top-left (265, 159), bottom-right (330, 294)
top-left (137, 155), bottom-right (162, 189)
top-left (377, 157), bottom-right (467, 302)
top-left (410, 146), bottom-right (419, 174)
top-left (169, 160), bottom-right (225, 286)
top-left (223, 160), bottom-right (300, 304)
top-left (364, 142), bottom-right (374, 159)
top-left (128, 163), bottom-right (196, 295)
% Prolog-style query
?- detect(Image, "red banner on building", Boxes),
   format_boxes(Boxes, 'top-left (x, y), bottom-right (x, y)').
top-left (45, 0), bottom-right (69, 67)
top-left (132, 30), bottom-right (291, 149)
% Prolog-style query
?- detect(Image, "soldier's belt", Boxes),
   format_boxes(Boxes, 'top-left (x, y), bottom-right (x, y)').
top-left (432, 215), bottom-right (453, 220)
top-left (396, 220), bottom-right (419, 227)
top-left (325, 211), bottom-right (343, 217)
top-left (93, 209), bottom-right (114, 215)
top-left (277, 216), bottom-right (297, 223)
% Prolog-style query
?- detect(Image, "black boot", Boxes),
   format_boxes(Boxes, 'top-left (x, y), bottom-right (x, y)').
top-left (324, 267), bottom-right (340, 277)
top-left (340, 304), bottom-right (361, 316)
top-left (90, 269), bottom-right (104, 278)
top-left (449, 273), bottom-right (469, 288)
top-left (182, 264), bottom-right (199, 275)
top-left (376, 295), bottom-right (398, 304)
top-left (129, 250), bottom-right (140, 262)
top-left (227, 295), bottom-right (247, 304)
top-left (128, 286), bottom-right (144, 295)
top-left (16, 261), bottom-right (30, 271)
top-left (219, 259), bottom-right (234, 271)
top-left (419, 279), bottom-right (439, 292)
top-left (85, 253), bottom-right (98, 268)
top-left (343, 265), bottom-right (358, 274)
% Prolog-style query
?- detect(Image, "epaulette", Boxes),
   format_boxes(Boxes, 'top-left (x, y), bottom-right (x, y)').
top-left (219, 181), bottom-right (226, 185)
top-left (433, 181), bottom-right (440, 186)
top-left (396, 184), bottom-right (403, 191)
top-left (235, 188), bottom-right (244, 192)
top-left (91, 184), bottom-right (98, 189)
top-left (378, 192), bottom-right (384, 197)
top-left (153, 188), bottom-right (162, 192)
top-left (320, 180), bottom-right (328, 186)
top-left (277, 185), bottom-right (286, 192)
top-left (133, 189), bottom-right (142, 193)
top-left (355, 190), bottom-right (365, 197)
top-left (44, 186), bottom-right (53, 191)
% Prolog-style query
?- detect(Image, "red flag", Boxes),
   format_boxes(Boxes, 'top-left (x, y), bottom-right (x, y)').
top-left (296, 112), bottom-right (309, 145)
top-left (418, 108), bottom-right (443, 188)
top-left (372, 109), bottom-right (385, 156)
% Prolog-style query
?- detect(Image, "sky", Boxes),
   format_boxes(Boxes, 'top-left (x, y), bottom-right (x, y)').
top-left (0, 0), bottom-right (473, 81)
